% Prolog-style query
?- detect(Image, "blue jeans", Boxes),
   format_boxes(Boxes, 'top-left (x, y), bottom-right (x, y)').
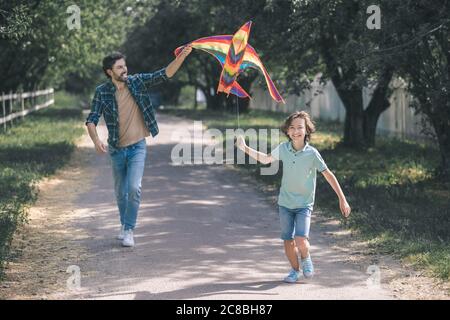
top-left (109, 139), bottom-right (147, 231)
top-left (278, 205), bottom-right (312, 240)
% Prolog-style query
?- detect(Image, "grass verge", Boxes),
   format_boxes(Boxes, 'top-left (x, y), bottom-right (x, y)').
top-left (0, 91), bottom-right (85, 278)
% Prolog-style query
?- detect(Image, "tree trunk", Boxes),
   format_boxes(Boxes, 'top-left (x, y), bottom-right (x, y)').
top-left (238, 98), bottom-right (250, 113)
top-left (363, 112), bottom-right (379, 147)
top-left (200, 60), bottom-right (229, 110)
top-left (203, 90), bottom-right (215, 110)
top-left (194, 85), bottom-right (198, 110)
top-left (428, 109), bottom-right (450, 178)
top-left (437, 132), bottom-right (450, 178)
top-left (343, 106), bottom-right (366, 148)
top-left (333, 79), bottom-right (366, 148)
top-left (203, 88), bottom-right (226, 110)
top-left (363, 67), bottom-right (394, 146)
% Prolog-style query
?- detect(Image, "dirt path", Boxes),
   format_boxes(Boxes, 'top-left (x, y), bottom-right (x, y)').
top-left (1, 113), bottom-right (448, 300)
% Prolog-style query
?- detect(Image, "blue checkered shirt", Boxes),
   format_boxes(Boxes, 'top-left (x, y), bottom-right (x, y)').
top-left (85, 68), bottom-right (168, 148)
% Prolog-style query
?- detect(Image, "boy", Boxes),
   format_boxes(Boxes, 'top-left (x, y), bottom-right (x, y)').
top-left (236, 111), bottom-right (351, 282)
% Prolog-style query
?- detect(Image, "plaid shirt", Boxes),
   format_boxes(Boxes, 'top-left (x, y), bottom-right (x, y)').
top-left (85, 68), bottom-right (168, 148)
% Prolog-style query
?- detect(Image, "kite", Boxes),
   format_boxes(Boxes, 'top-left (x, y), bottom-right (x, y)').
top-left (174, 21), bottom-right (285, 104)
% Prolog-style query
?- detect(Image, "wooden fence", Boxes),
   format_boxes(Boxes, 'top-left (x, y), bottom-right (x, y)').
top-left (0, 88), bottom-right (54, 131)
top-left (249, 76), bottom-right (432, 141)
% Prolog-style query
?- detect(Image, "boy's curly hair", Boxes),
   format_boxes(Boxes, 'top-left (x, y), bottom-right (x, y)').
top-left (281, 111), bottom-right (316, 142)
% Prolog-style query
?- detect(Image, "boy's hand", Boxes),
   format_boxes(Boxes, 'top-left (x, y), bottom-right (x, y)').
top-left (340, 199), bottom-right (351, 218)
top-left (235, 135), bottom-right (247, 151)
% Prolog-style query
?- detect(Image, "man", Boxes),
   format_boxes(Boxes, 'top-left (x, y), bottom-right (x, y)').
top-left (85, 46), bottom-right (192, 247)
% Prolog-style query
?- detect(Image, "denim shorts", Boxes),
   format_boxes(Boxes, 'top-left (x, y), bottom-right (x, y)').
top-left (278, 205), bottom-right (312, 240)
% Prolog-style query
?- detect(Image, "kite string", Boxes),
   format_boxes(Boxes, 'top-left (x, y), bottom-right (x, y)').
top-left (236, 95), bottom-right (240, 129)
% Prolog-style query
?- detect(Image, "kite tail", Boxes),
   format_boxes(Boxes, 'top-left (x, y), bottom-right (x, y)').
top-left (260, 64), bottom-right (285, 104)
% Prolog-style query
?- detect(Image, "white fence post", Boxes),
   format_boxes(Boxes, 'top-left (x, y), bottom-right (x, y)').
top-left (2, 92), bottom-right (5, 132)
top-left (21, 90), bottom-right (25, 120)
top-left (9, 90), bottom-right (13, 128)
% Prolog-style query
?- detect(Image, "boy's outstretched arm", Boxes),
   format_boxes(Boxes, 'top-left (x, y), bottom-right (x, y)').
top-left (321, 169), bottom-right (351, 218)
top-left (236, 136), bottom-right (275, 165)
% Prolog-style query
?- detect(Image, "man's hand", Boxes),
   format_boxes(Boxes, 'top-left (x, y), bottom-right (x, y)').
top-left (339, 198), bottom-right (351, 218)
top-left (86, 123), bottom-right (107, 155)
top-left (235, 135), bottom-right (247, 151)
top-left (167, 45), bottom-right (193, 78)
top-left (177, 45), bottom-right (193, 60)
top-left (94, 140), bottom-right (108, 154)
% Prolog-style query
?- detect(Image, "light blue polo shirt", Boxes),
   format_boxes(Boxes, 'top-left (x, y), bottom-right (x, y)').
top-left (271, 141), bottom-right (328, 210)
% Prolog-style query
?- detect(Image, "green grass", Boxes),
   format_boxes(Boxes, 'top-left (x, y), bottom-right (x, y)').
top-left (0, 91), bottom-right (85, 278)
top-left (161, 105), bottom-right (450, 280)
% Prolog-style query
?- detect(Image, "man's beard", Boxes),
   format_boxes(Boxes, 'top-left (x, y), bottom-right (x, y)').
top-left (114, 73), bottom-right (127, 82)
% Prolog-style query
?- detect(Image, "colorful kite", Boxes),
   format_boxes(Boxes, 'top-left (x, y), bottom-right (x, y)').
top-left (174, 21), bottom-right (285, 104)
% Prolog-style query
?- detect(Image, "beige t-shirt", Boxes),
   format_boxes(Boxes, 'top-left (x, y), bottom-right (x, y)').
top-left (115, 86), bottom-right (150, 147)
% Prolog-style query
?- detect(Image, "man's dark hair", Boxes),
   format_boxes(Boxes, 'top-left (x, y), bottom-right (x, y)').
top-left (102, 52), bottom-right (126, 78)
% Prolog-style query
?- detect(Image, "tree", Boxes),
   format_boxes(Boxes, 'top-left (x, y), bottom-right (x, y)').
top-left (282, 0), bottom-right (395, 148)
top-left (122, 0), bottom-right (289, 111)
top-left (0, 4), bottom-right (32, 40)
top-left (0, 0), bottom-right (157, 95)
top-left (124, 0), bottom-right (236, 110)
top-left (123, 1), bottom-right (198, 106)
top-left (380, 0), bottom-right (450, 177)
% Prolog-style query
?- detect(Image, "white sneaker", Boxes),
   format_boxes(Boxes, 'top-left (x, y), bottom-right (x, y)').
top-left (117, 225), bottom-right (125, 240)
top-left (122, 229), bottom-right (135, 247)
